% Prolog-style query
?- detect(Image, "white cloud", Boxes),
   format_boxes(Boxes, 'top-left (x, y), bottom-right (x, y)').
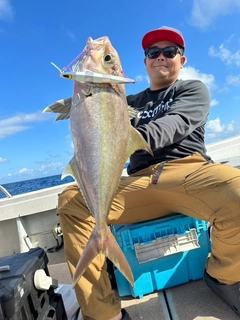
top-left (209, 44), bottom-right (240, 67)
top-left (0, 0), bottom-right (13, 21)
top-left (135, 75), bottom-right (150, 84)
top-left (16, 168), bottom-right (34, 177)
top-left (207, 118), bottom-right (225, 133)
top-left (206, 118), bottom-right (234, 141)
top-left (210, 99), bottom-right (219, 107)
top-left (209, 43), bottom-right (240, 88)
top-left (0, 157), bottom-right (8, 163)
top-left (190, 0), bottom-right (240, 29)
top-left (0, 161), bottom-right (65, 183)
top-left (18, 168), bottom-right (33, 174)
top-left (227, 75), bottom-right (240, 86)
top-left (135, 75), bottom-right (144, 82)
top-left (39, 162), bottom-right (64, 174)
top-left (0, 111), bottom-right (49, 139)
top-left (179, 66), bottom-right (216, 91)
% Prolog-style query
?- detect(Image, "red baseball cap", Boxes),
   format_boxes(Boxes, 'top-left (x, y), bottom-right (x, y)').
top-left (142, 26), bottom-right (185, 52)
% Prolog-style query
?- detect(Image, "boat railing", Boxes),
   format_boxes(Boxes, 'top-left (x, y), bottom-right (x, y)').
top-left (0, 185), bottom-right (12, 198)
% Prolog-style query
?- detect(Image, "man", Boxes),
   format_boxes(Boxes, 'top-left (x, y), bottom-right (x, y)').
top-left (57, 26), bottom-right (240, 320)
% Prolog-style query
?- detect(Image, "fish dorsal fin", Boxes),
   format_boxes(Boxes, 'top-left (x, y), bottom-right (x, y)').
top-left (43, 97), bottom-right (72, 121)
top-left (126, 126), bottom-right (154, 160)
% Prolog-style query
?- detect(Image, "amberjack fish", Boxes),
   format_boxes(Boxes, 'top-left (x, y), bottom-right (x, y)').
top-left (43, 36), bottom-right (153, 288)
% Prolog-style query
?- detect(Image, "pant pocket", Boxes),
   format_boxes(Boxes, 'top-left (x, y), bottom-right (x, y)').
top-left (184, 162), bottom-right (213, 195)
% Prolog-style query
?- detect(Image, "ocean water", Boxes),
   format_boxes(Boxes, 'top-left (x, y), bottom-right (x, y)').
top-left (0, 174), bottom-right (74, 199)
top-left (0, 162), bottom-right (130, 199)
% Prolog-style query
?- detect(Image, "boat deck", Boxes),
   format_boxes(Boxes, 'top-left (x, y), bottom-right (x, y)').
top-left (47, 249), bottom-right (239, 320)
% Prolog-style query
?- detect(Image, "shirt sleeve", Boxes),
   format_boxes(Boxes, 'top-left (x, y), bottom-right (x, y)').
top-left (135, 80), bottom-right (210, 151)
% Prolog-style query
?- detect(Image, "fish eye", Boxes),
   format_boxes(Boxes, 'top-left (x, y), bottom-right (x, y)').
top-left (104, 54), bottom-right (113, 62)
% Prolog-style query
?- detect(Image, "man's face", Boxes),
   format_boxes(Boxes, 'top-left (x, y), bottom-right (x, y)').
top-left (144, 41), bottom-right (186, 88)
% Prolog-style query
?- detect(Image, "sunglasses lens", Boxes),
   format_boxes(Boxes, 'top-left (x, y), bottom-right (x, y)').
top-left (146, 46), bottom-right (180, 59)
top-left (164, 47), bottom-right (178, 58)
top-left (147, 48), bottom-right (161, 59)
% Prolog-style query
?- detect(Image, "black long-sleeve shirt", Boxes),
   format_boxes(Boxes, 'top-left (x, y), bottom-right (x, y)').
top-left (127, 79), bottom-right (211, 174)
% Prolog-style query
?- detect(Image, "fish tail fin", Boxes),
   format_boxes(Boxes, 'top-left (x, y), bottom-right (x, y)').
top-left (72, 226), bottom-right (134, 288)
top-left (72, 229), bottom-right (99, 288)
top-left (104, 227), bottom-right (134, 287)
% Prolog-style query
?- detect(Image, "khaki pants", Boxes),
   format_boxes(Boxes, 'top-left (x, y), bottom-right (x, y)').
top-left (57, 152), bottom-right (240, 320)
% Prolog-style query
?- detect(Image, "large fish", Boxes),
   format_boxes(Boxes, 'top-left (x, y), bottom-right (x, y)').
top-left (43, 36), bottom-right (153, 288)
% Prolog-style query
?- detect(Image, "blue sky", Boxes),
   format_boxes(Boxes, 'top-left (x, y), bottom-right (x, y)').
top-left (1, 0), bottom-right (240, 184)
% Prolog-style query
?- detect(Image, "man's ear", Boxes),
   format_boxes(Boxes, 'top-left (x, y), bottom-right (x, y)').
top-left (181, 55), bottom-right (187, 67)
top-left (144, 57), bottom-right (147, 66)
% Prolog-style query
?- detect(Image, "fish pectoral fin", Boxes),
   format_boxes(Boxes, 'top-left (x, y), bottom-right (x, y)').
top-left (62, 157), bottom-right (79, 183)
top-left (43, 97), bottom-right (72, 121)
top-left (62, 158), bottom-right (92, 213)
top-left (54, 113), bottom-right (70, 121)
top-left (62, 157), bottom-right (86, 192)
top-left (127, 126), bottom-right (154, 157)
top-left (43, 97), bottom-right (72, 113)
top-left (127, 106), bottom-right (138, 120)
top-left (72, 226), bottom-right (134, 288)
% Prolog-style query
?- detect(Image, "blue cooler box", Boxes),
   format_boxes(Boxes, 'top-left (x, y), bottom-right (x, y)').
top-left (111, 214), bottom-right (211, 298)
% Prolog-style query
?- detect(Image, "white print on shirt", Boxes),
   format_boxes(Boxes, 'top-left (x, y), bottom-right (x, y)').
top-left (137, 98), bottom-right (173, 120)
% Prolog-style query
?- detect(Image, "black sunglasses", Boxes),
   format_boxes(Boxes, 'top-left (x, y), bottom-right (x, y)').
top-left (145, 46), bottom-right (183, 59)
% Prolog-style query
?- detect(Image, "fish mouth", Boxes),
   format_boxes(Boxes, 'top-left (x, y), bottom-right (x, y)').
top-left (87, 37), bottom-right (94, 50)
top-left (87, 37), bottom-right (106, 51)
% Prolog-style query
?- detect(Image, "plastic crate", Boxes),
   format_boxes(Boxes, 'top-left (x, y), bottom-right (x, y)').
top-left (55, 284), bottom-right (79, 320)
top-left (0, 247), bottom-right (67, 320)
top-left (111, 214), bottom-right (211, 298)
top-left (43, 292), bottom-right (67, 320)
